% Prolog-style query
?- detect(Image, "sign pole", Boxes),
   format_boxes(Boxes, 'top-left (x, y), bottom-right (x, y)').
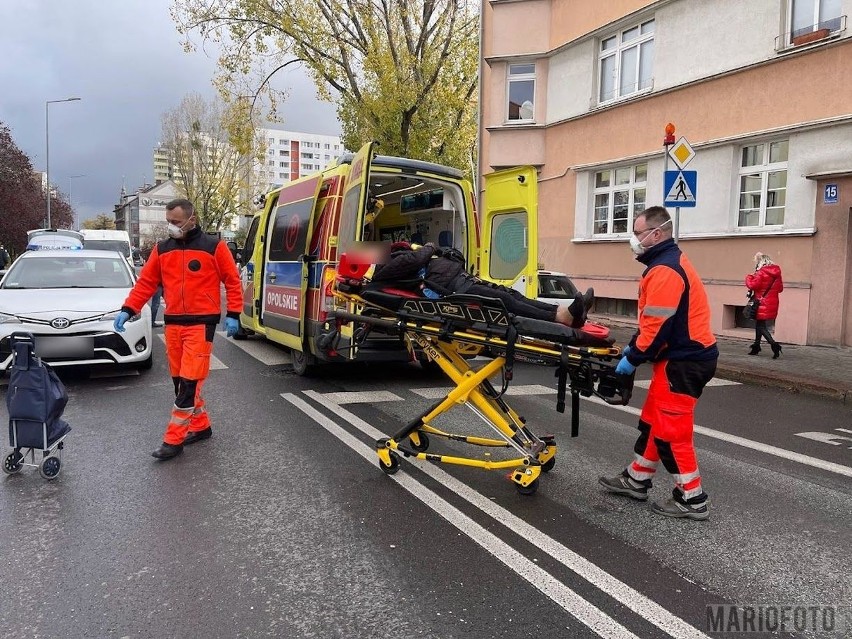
top-left (663, 123), bottom-right (677, 244)
top-left (663, 125), bottom-right (697, 243)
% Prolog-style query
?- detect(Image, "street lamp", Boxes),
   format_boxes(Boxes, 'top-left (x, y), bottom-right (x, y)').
top-left (68, 174), bottom-right (86, 230)
top-left (45, 97), bottom-right (81, 229)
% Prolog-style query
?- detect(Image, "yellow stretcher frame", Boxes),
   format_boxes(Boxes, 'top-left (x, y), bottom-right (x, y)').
top-left (324, 286), bottom-right (631, 496)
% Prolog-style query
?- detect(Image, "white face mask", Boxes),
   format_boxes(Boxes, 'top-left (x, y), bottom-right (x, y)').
top-left (630, 219), bottom-right (671, 256)
top-left (167, 217), bottom-right (192, 239)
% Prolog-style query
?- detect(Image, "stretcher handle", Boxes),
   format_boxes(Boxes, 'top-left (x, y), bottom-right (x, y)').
top-left (329, 310), bottom-right (401, 334)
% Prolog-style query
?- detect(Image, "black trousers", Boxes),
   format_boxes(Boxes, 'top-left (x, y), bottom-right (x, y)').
top-left (464, 282), bottom-right (558, 322)
top-left (753, 319), bottom-right (777, 347)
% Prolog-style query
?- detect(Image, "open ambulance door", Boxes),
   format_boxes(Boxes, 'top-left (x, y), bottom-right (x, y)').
top-left (479, 166), bottom-right (539, 298)
top-left (337, 140), bottom-right (377, 251)
top-left (259, 175), bottom-right (323, 350)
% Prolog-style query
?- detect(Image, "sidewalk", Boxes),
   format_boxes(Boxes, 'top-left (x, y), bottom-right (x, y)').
top-left (597, 318), bottom-right (852, 403)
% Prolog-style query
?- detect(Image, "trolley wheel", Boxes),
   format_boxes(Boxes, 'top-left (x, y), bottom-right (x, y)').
top-left (379, 451), bottom-right (401, 475)
top-left (3, 451), bottom-right (24, 475)
top-left (409, 433), bottom-right (430, 453)
top-left (516, 478), bottom-right (539, 496)
top-left (39, 456), bottom-right (61, 480)
top-left (541, 456), bottom-right (556, 473)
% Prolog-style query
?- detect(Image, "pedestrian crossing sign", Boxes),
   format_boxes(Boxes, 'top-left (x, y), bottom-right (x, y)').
top-left (664, 170), bottom-right (697, 208)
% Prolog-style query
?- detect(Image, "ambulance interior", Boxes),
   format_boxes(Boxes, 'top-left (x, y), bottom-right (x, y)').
top-left (365, 173), bottom-right (467, 254)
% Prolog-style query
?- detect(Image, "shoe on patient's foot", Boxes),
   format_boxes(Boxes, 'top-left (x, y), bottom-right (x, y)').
top-left (650, 489), bottom-right (709, 521)
top-left (599, 470), bottom-right (651, 501)
top-left (566, 287), bottom-right (595, 328)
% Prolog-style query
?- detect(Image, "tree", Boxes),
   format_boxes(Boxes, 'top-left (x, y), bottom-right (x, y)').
top-left (139, 222), bottom-right (170, 256)
top-left (171, 0), bottom-right (480, 171)
top-left (0, 122), bottom-right (73, 256)
top-left (160, 93), bottom-right (258, 232)
top-left (82, 214), bottom-right (116, 230)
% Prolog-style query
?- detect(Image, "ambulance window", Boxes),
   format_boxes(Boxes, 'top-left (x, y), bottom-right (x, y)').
top-left (243, 217), bottom-right (260, 261)
top-left (269, 199), bottom-right (312, 261)
top-left (489, 211), bottom-right (529, 280)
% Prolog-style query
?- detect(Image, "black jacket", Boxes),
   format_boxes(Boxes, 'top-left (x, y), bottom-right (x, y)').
top-left (372, 245), bottom-right (468, 293)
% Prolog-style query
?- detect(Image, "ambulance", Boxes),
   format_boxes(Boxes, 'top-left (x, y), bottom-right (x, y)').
top-left (237, 141), bottom-right (538, 374)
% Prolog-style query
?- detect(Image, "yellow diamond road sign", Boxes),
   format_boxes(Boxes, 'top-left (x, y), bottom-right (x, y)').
top-left (669, 136), bottom-right (695, 169)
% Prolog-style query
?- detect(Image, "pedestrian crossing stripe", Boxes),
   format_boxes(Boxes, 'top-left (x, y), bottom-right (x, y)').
top-left (411, 384), bottom-right (556, 399)
top-left (633, 378), bottom-right (740, 389)
top-left (664, 170), bottom-right (696, 205)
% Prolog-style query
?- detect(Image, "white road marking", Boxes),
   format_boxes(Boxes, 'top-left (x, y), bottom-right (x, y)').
top-left (583, 396), bottom-right (852, 478)
top-left (411, 384), bottom-right (555, 399)
top-left (322, 391), bottom-right (403, 404)
top-left (284, 392), bottom-right (644, 639)
top-left (633, 377), bottom-right (740, 389)
top-left (296, 390), bottom-right (710, 639)
top-left (215, 331), bottom-right (291, 365)
top-left (157, 334), bottom-right (227, 369)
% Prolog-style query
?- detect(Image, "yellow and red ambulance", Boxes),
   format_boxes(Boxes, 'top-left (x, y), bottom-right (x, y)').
top-left (237, 141), bottom-right (538, 374)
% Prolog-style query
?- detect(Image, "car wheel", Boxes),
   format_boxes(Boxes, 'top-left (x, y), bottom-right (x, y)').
top-left (291, 348), bottom-right (316, 376)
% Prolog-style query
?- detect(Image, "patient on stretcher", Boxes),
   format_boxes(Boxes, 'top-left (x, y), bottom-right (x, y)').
top-left (370, 241), bottom-right (595, 329)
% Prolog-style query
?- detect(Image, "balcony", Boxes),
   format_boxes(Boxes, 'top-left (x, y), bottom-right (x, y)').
top-left (775, 15), bottom-right (846, 51)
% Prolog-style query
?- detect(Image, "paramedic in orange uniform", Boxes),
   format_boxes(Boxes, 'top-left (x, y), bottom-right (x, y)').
top-left (599, 206), bottom-right (718, 520)
top-left (114, 199), bottom-right (243, 460)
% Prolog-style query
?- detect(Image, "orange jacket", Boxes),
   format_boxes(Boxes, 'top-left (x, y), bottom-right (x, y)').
top-left (627, 239), bottom-right (718, 365)
top-left (122, 227), bottom-right (242, 325)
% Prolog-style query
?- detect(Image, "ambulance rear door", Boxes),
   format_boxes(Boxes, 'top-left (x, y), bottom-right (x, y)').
top-left (479, 166), bottom-right (539, 298)
top-left (260, 175), bottom-right (323, 349)
top-left (335, 140), bottom-right (377, 253)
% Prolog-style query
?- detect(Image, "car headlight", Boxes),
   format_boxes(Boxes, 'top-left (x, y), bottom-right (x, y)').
top-left (0, 311), bottom-right (22, 324)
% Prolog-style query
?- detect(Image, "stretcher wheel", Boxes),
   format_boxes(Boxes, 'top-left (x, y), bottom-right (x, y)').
top-left (516, 479), bottom-right (539, 496)
top-left (541, 457), bottom-right (556, 473)
top-left (409, 433), bottom-right (430, 452)
top-left (39, 456), bottom-right (61, 480)
top-left (379, 451), bottom-right (401, 475)
top-left (3, 451), bottom-right (24, 475)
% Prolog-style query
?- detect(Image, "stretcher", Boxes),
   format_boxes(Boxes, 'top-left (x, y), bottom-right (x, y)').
top-left (319, 255), bottom-right (634, 495)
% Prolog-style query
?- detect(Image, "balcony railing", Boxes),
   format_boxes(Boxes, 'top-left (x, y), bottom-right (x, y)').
top-left (775, 14), bottom-right (846, 51)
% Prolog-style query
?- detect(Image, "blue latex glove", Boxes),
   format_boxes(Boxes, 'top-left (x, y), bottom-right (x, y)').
top-left (113, 311), bottom-right (131, 333)
top-left (615, 356), bottom-right (636, 376)
top-left (621, 345), bottom-right (632, 358)
top-left (224, 317), bottom-right (239, 337)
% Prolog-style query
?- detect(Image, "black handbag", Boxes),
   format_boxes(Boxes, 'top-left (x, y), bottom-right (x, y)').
top-left (744, 275), bottom-right (776, 321)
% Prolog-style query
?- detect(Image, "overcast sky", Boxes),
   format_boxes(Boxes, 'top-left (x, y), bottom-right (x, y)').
top-left (0, 0), bottom-right (341, 224)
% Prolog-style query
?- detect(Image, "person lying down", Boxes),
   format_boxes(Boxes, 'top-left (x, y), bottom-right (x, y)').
top-left (370, 241), bottom-right (594, 328)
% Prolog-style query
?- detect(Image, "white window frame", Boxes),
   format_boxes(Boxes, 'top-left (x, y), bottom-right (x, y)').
top-left (737, 140), bottom-right (789, 228)
top-left (788, 0), bottom-right (843, 38)
top-left (592, 163), bottom-right (648, 236)
top-left (598, 19), bottom-right (655, 104)
top-left (506, 63), bottom-right (536, 123)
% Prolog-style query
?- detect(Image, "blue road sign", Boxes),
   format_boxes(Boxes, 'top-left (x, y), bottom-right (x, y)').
top-left (824, 184), bottom-right (838, 204)
top-left (664, 170), bottom-right (697, 208)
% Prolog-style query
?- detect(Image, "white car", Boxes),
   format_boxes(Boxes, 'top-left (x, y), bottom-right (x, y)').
top-left (0, 250), bottom-right (152, 373)
top-left (535, 270), bottom-right (580, 309)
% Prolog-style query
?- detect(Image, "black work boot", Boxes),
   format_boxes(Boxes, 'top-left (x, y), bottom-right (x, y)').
top-left (183, 427), bottom-right (212, 446)
top-left (152, 442), bottom-right (184, 460)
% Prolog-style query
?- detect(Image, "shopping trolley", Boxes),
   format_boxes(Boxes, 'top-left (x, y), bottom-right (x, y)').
top-left (3, 333), bottom-right (72, 480)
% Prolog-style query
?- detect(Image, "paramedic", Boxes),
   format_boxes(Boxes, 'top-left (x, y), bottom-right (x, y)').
top-left (113, 198), bottom-right (243, 460)
top-left (371, 241), bottom-right (593, 328)
top-left (599, 206), bottom-right (718, 520)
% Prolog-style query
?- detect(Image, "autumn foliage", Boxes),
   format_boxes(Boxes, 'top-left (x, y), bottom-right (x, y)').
top-left (0, 122), bottom-right (74, 257)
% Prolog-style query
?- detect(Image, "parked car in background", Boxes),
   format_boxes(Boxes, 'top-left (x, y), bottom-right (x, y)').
top-left (80, 229), bottom-right (134, 268)
top-left (535, 270), bottom-right (580, 309)
top-left (0, 250), bottom-right (152, 373)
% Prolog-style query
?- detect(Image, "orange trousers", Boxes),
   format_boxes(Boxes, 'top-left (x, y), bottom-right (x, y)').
top-left (163, 324), bottom-right (215, 445)
top-left (627, 358), bottom-right (716, 499)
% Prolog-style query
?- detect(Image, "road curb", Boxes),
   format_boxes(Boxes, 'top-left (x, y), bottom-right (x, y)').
top-left (714, 364), bottom-right (850, 403)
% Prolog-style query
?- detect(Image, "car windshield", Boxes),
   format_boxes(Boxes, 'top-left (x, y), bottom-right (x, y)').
top-left (83, 239), bottom-right (131, 257)
top-left (1, 256), bottom-right (133, 289)
top-left (539, 275), bottom-right (579, 299)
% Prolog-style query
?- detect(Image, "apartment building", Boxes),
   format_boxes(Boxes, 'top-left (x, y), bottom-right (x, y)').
top-left (258, 128), bottom-right (344, 187)
top-left (480, 0), bottom-right (852, 346)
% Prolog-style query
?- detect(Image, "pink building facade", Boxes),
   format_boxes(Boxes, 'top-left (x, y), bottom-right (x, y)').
top-left (479, 0), bottom-right (852, 345)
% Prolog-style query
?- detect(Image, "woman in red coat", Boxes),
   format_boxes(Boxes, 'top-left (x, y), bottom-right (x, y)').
top-left (745, 252), bottom-right (784, 358)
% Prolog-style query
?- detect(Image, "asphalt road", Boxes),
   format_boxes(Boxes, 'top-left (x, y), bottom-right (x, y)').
top-left (1, 333), bottom-right (850, 638)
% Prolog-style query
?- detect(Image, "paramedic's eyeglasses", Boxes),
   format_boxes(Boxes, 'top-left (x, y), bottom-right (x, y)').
top-left (633, 226), bottom-right (659, 239)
